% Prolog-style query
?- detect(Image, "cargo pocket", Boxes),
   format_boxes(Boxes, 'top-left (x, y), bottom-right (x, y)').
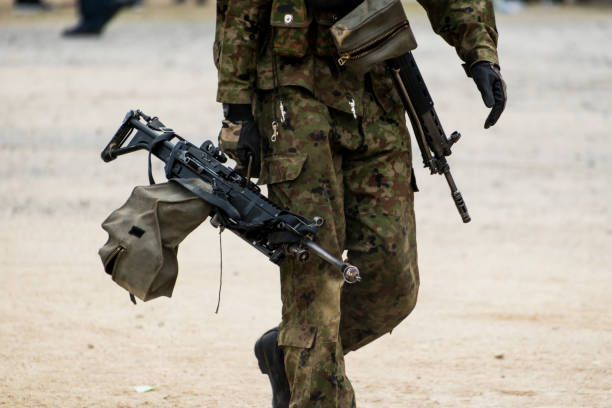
top-left (270, 0), bottom-right (312, 58)
top-left (258, 153), bottom-right (307, 186)
top-left (278, 325), bottom-right (317, 400)
top-left (278, 325), bottom-right (317, 349)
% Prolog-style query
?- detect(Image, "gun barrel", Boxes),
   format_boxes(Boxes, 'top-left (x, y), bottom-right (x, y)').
top-left (302, 239), bottom-right (361, 283)
top-left (443, 167), bottom-right (471, 223)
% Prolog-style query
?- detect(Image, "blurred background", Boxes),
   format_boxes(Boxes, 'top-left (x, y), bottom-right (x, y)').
top-left (0, 0), bottom-right (611, 407)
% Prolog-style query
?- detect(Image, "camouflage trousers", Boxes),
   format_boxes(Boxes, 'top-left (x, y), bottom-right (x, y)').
top-left (255, 86), bottom-right (420, 408)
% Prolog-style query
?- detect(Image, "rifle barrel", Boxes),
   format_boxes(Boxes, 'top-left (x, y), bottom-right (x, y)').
top-left (302, 239), bottom-right (361, 283)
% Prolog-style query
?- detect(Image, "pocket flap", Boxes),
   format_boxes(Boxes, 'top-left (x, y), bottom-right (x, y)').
top-left (270, 0), bottom-right (312, 28)
top-left (278, 325), bottom-right (317, 348)
top-left (258, 154), bottom-right (307, 185)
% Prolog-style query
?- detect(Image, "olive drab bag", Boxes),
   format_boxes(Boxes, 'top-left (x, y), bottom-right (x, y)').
top-left (98, 179), bottom-right (212, 302)
top-left (331, 0), bottom-right (417, 74)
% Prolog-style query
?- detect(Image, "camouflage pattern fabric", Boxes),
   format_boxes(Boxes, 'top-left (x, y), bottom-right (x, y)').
top-left (214, 0), bottom-right (498, 406)
top-left (215, 0), bottom-right (500, 105)
top-left (270, 0), bottom-right (311, 57)
top-left (416, 0), bottom-right (499, 68)
top-left (218, 119), bottom-right (242, 162)
top-left (270, 0), bottom-right (311, 27)
top-left (255, 85), bottom-right (420, 407)
top-left (214, 0), bottom-right (268, 104)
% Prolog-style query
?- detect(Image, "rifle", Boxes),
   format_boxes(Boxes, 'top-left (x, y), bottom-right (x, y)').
top-left (101, 109), bottom-right (361, 283)
top-left (387, 52), bottom-right (471, 223)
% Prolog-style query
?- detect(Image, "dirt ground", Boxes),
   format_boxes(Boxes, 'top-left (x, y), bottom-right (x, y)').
top-left (0, 1), bottom-right (611, 407)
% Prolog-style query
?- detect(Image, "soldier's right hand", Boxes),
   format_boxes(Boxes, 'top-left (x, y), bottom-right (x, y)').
top-left (218, 104), bottom-right (261, 178)
top-left (469, 61), bottom-right (507, 129)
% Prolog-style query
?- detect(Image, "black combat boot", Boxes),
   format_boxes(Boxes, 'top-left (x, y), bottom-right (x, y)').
top-left (13, 0), bottom-right (52, 11)
top-left (254, 328), bottom-right (291, 408)
top-left (62, 0), bottom-right (140, 37)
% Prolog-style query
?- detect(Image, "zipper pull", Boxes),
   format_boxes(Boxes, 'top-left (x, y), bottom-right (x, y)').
top-left (279, 99), bottom-right (287, 123)
top-left (348, 95), bottom-right (357, 119)
top-left (271, 120), bottom-right (278, 142)
top-left (338, 54), bottom-right (350, 66)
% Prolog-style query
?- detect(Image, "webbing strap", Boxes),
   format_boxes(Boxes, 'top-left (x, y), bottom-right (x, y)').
top-left (147, 132), bottom-right (175, 185)
top-left (171, 178), bottom-right (242, 221)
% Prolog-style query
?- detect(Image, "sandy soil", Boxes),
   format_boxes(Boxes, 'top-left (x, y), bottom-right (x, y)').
top-left (0, 1), bottom-right (611, 407)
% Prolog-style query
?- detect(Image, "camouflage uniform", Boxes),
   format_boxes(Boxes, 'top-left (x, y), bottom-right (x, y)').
top-left (214, 1), bottom-right (499, 406)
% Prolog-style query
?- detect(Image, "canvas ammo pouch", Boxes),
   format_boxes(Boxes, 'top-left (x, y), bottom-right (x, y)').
top-left (270, 0), bottom-right (312, 58)
top-left (330, 0), bottom-right (417, 74)
top-left (99, 179), bottom-right (212, 302)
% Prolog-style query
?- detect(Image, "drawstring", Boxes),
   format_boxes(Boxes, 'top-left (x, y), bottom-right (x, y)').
top-left (215, 228), bottom-right (223, 314)
top-left (147, 131), bottom-right (174, 185)
top-left (271, 28), bottom-right (286, 141)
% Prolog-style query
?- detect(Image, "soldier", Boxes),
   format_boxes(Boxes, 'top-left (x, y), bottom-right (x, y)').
top-left (215, 0), bottom-right (506, 407)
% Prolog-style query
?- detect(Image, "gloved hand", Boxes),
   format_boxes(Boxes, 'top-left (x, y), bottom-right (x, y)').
top-left (469, 61), bottom-right (507, 129)
top-left (218, 104), bottom-right (261, 178)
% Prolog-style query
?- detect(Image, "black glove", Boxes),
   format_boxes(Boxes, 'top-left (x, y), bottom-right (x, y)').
top-left (218, 104), bottom-right (261, 178)
top-left (469, 61), bottom-right (507, 129)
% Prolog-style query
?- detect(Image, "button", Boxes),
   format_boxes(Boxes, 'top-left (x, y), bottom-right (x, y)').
top-left (284, 14), bottom-right (293, 25)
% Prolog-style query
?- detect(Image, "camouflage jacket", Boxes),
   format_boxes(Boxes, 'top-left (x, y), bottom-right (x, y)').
top-left (214, 0), bottom-right (499, 115)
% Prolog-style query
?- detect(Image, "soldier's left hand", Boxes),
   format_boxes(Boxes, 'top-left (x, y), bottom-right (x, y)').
top-left (219, 103), bottom-right (261, 178)
top-left (469, 61), bottom-right (507, 129)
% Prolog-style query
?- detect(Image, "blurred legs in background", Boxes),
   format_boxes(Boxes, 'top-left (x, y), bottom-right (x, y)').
top-left (62, 0), bottom-right (140, 37)
top-left (13, 0), bottom-right (51, 12)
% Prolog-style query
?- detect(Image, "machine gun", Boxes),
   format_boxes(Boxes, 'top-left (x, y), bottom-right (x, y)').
top-left (101, 109), bottom-right (361, 283)
top-left (387, 52), bottom-right (471, 223)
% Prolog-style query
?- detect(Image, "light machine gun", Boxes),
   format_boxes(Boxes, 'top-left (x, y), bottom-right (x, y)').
top-left (101, 110), bottom-right (361, 284)
top-left (387, 52), bottom-right (471, 223)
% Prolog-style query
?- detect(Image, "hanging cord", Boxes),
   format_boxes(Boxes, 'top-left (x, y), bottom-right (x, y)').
top-left (215, 228), bottom-right (223, 314)
top-left (271, 28), bottom-right (286, 126)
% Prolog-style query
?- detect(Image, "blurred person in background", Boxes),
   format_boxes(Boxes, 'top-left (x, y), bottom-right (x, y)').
top-left (62, 0), bottom-right (140, 37)
top-left (13, 0), bottom-right (51, 11)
